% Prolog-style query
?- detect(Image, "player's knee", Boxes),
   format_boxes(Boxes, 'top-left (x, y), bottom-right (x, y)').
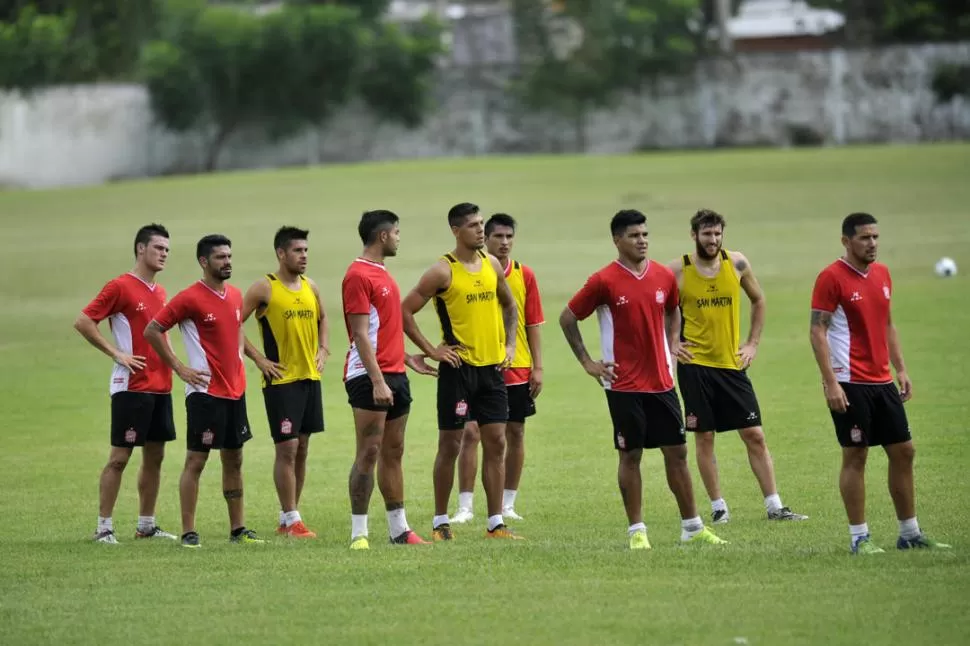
top-left (296, 437), bottom-right (310, 461)
top-left (694, 432), bottom-right (714, 450)
top-left (462, 424), bottom-right (481, 445)
top-left (741, 427), bottom-right (767, 452)
top-left (841, 448), bottom-right (868, 471)
top-left (358, 442), bottom-right (381, 467)
top-left (105, 458), bottom-right (129, 473)
top-left (481, 428), bottom-right (506, 457)
top-left (438, 432), bottom-right (462, 457)
top-left (381, 439), bottom-right (404, 462)
top-left (662, 445), bottom-right (688, 465)
top-left (506, 423), bottom-right (525, 444)
top-left (220, 451), bottom-right (243, 473)
top-left (889, 441), bottom-right (915, 464)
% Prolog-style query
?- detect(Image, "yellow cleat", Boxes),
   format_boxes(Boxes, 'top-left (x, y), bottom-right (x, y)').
top-left (683, 526), bottom-right (728, 545)
top-left (629, 529), bottom-right (651, 550)
top-left (350, 536), bottom-right (370, 550)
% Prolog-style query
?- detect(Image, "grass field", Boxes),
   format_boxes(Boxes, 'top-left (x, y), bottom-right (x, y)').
top-left (1, 144), bottom-right (969, 646)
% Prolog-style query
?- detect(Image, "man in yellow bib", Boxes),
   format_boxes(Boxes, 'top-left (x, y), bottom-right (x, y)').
top-left (242, 226), bottom-right (330, 538)
top-left (669, 210), bottom-right (807, 524)
top-left (402, 202), bottom-right (523, 541)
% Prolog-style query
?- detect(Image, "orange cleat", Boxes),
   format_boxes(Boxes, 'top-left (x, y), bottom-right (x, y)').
top-left (282, 521), bottom-right (317, 539)
top-left (391, 530), bottom-right (431, 545)
top-left (485, 524), bottom-right (524, 540)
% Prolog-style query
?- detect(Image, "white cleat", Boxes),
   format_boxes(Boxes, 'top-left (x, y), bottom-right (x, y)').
top-left (94, 530), bottom-right (119, 545)
top-left (451, 507), bottom-right (474, 524)
top-left (502, 506), bottom-right (524, 521)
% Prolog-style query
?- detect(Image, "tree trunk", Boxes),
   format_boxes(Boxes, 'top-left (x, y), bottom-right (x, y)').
top-left (574, 104), bottom-right (587, 153)
top-left (205, 123), bottom-right (235, 172)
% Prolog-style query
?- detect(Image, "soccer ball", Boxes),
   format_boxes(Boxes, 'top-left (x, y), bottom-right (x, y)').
top-left (935, 257), bottom-right (958, 277)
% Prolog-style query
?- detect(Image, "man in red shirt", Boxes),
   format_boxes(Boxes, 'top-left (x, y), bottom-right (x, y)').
top-left (810, 212), bottom-right (950, 554)
top-left (341, 210), bottom-right (437, 549)
top-left (75, 224), bottom-right (177, 544)
top-left (559, 210), bottom-right (727, 550)
top-left (145, 234), bottom-right (264, 548)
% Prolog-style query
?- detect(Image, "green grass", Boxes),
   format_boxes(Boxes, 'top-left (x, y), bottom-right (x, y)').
top-left (1, 144), bottom-right (969, 646)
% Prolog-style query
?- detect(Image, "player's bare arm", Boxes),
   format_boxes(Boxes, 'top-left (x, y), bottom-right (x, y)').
top-left (526, 324), bottom-right (543, 398)
top-left (74, 312), bottom-right (146, 373)
top-left (144, 320), bottom-right (210, 387)
top-left (665, 256), bottom-right (695, 362)
top-left (887, 308), bottom-right (912, 402)
top-left (809, 309), bottom-right (848, 413)
top-left (401, 261), bottom-right (461, 367)
top-left (239, 278), bottom-right (284, 380)
top-left (308, 278), bottom-right (330, 371)
top-left (666, 256), bottom-right (685, 285)
top-left (489, 254), bottom-right (518, 368)
top-left (559, 307), bottom-right (615, 384)
top-left (349, 313), bottom-right (393, 406)
top-left (664, 304), bottom-right (684, 362)
top-left (732, 251), bottom-right (765, 369)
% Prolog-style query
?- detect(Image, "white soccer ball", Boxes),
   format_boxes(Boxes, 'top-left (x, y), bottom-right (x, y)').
top-left (935, 257), bottom-right (958, 277)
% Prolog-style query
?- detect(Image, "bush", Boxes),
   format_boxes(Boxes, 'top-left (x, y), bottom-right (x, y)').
top-left (931, 62), bottom-right (970, 104)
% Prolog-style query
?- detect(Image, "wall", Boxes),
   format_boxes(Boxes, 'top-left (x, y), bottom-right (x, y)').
top-left (1, 43), bottom-right (968, 189)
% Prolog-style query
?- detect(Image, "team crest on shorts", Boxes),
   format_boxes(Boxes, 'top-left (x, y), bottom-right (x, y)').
top-left (280, 418), bottom-right (293, 435)
top-left (202, 430), bottom-right (214, 446)
top-left (124, 428), bottom-right (137, 444)
top-left (616, 434), bottom-right (626, 449)
top-left (686, 414), bottom-right (697, 429)
top-left (850, 426), bottom-right (862, 444)
top-left (455, 400), bottom-right (468, 417)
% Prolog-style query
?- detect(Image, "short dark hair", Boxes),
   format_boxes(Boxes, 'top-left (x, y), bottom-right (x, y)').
top-left (842, 212), bottom-right (878, 237)
top-left (485, 213), bottom-right (516, 237)
top-left (448, 202), bottom-right (480, 228)
top-left (691, 209), bottom-right (726, 233)
top-left (133, 223), bottom-right (169, 258)
top-left (197, 234), bottom-right (231, 261)
top-left (274, 226), bottom-right (309, 251)
top-left (358, 210), bottom-right (400, 244)
top-left (610, 209), bottom-right (647, 237)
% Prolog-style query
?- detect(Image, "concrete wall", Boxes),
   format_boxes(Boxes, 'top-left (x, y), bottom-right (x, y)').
top-left (1, 43), bottom-right (968, 189)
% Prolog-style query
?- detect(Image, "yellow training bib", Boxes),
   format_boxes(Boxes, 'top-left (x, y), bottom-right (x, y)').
top-left (433, 251), bottom-right (505, 367)
top-left (680, 250), bottom-right (742, 370)
top-left (256, 274), bottom-right (320, 386)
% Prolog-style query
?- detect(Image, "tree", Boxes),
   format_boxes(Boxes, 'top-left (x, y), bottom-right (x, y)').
top-left (284, 0), bottom-right (390, 23)
top-left (813, 0), bottom-right (970, 45)
top-left (514, 0), bottom-right (702, 151)
top-left (0, 5), bottom-right (94, 91)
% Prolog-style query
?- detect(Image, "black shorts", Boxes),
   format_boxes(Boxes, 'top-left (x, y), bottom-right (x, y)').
top-left (345, 372), bottom-right (412, 421)
top-left (437, 363), bottom-right (508, 431)
top-left (507, 383), bottom-right (536, 424)
top-left (185, 393), bottom-right (252, 453)
top-left (677, 363), bottom-right (762, 433)
top-left (605, 389), bottom-right (686, 451)
top-left (831, 382), bottom-right (911, 448)
top-left (110, 392), bottom-right (176, 448)
top-left (262, 379), bottom-right (325, 444)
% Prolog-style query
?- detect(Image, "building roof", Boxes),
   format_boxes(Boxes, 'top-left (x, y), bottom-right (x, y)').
top-left (728, 0), bottom-right (845, 39)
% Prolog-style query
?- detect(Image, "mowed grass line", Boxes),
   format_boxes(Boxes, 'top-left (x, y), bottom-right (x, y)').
top-left (0, 144), bottom-right (969, 646)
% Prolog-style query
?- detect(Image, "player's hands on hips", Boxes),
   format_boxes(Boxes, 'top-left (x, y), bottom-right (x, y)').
top-left (176, 365), bottom-right (211, 388)
top-left (256, 356), bottom-right (285, 381)
top-left (405, 354), bottom-right (438, 377)
top-left (429, 344), bottom-right (462, 368)
top-left (737, 343), bottom-right (757, 370)
top-left (582, 358), bottom-right (616, 385)
top-left (315, 346), bottom-right (329, 372)
top-left (672, 340), bottom-right (695, 364)
top-left (372, 380), bottom-right (394, 407)
top-left (113, 352), bottom-right (147, 373)
top-left (529, 367), bottom-right (543, 399)
top-left (823, 380), bottom-right (849, 413)
top-left (897, 370), bottom-right (913, 402)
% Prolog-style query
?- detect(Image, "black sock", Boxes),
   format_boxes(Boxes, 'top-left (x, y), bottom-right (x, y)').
top-left (230, 527), bottom-right (246, 538)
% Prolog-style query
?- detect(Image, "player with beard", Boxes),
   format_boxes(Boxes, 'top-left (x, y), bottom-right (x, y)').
top-left (145, 235), bottom-right (264, 548)
top-left (241, 227), bottom-right (329, 539)
top-left (668, 209), bottom-right (807, 524)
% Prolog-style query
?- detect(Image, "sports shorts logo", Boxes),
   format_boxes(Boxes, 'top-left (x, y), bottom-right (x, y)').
top-left (124, 428), bottom-right (137, 444)
top-left (280, 418), bottom-right (293, 435)
top-left (455, 400), bottom-right (468, 417)
top-left (202, 429), bottom-right (214, 445)
top-left (850, 426), bottom-right (862, 444)
top-left (686, 414), bottom-right (697, 429)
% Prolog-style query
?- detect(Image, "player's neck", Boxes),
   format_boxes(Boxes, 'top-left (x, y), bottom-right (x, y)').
top-left (692, 251), bottom-right (719, 269)
top-left (360, 247), bottom-right (385, 265)
top-left (496, 255), bottom-right (511, 270)
top-left (842, 255), bottom-right (870, 273)
top-left (452, 246), bottom-right (481, 263)
top-left (275, 266), bottom-right (302, 286)
top-left (130, 264), bottom-right (156, 285)
top-left (617, 256), bottom-right (648, 274)
top-left (201, 276), bottom-right (226, 293)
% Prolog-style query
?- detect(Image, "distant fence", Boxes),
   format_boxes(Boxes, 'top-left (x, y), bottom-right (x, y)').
top-left (1, 42), bottom-right (968, 189)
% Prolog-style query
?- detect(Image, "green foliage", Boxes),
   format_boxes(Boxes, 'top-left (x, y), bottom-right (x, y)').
top-left (0, 5), bottom-right (94, 91)
top-left (813, 0), bottom-right (970, 45)
top-left (931, 62), bottom-right (970, 103)
top-left (285, 0), bottom-right (390, 23)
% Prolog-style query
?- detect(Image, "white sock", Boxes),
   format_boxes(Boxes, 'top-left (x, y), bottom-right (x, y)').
top-left (458, 491), bottom-right (473, 511)
top-left (98, 516), bottom-right (113, 533)
top-left (680, 516), bottom-right (704, 541)
top-left (351, 514), bottom-right (368, 539)
top-left (503, 489), bottom-right (517, 509)
top-left (279, 510), bottom-right (285, 526)
top-left (899, 517), bottom-right (920, 540)
top-left (849, 522), bottom-right (869, 541)
top-left (284, 510), bottom-right (301, 527)
top-left (433, 514), bottom-right (450, 529)
top-left (764, 493), bottom-right (783, 512)
top-left (711, 498), bottom-right (727, 513)
top-left (628, 522), bottom-right (646, 536)
top-left (137, 515), bottom-right (155, 531)
top-left (487, 514), bottom-right (504, 531)
top-left (387, 508), bottom-right (409, 538)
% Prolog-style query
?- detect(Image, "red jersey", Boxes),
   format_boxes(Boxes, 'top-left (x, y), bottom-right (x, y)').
top-left (341, 258), bottom-right (406, 380)
top-left (82, 273), bottom-right (173, 395)
top-left (152, 281), bottom-right (246, 399)
top-left (811, 259), bottom-right (893, 384)
top-left (567, 260), bottom-right (679, 393)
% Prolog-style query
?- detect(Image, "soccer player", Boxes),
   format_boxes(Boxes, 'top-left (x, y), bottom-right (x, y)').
top-left (144, 234), bottom-right (264, 548)
top-left (669, 209), bottom-right (807, 524)
top-left (401, 202), bottom-right (522, 541)
top-left (453, 213), bottom-right (544, 523)
top-left (75, 224), bottom-right (177, 544)
top-left (342, 210), bottom-right (438, 549)
top-left (240, 227), bottom-right (329, 539)
top-left (810, 213), bottom-right (950, 554)
top-left (559, 209), bottom-right (726, 550)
